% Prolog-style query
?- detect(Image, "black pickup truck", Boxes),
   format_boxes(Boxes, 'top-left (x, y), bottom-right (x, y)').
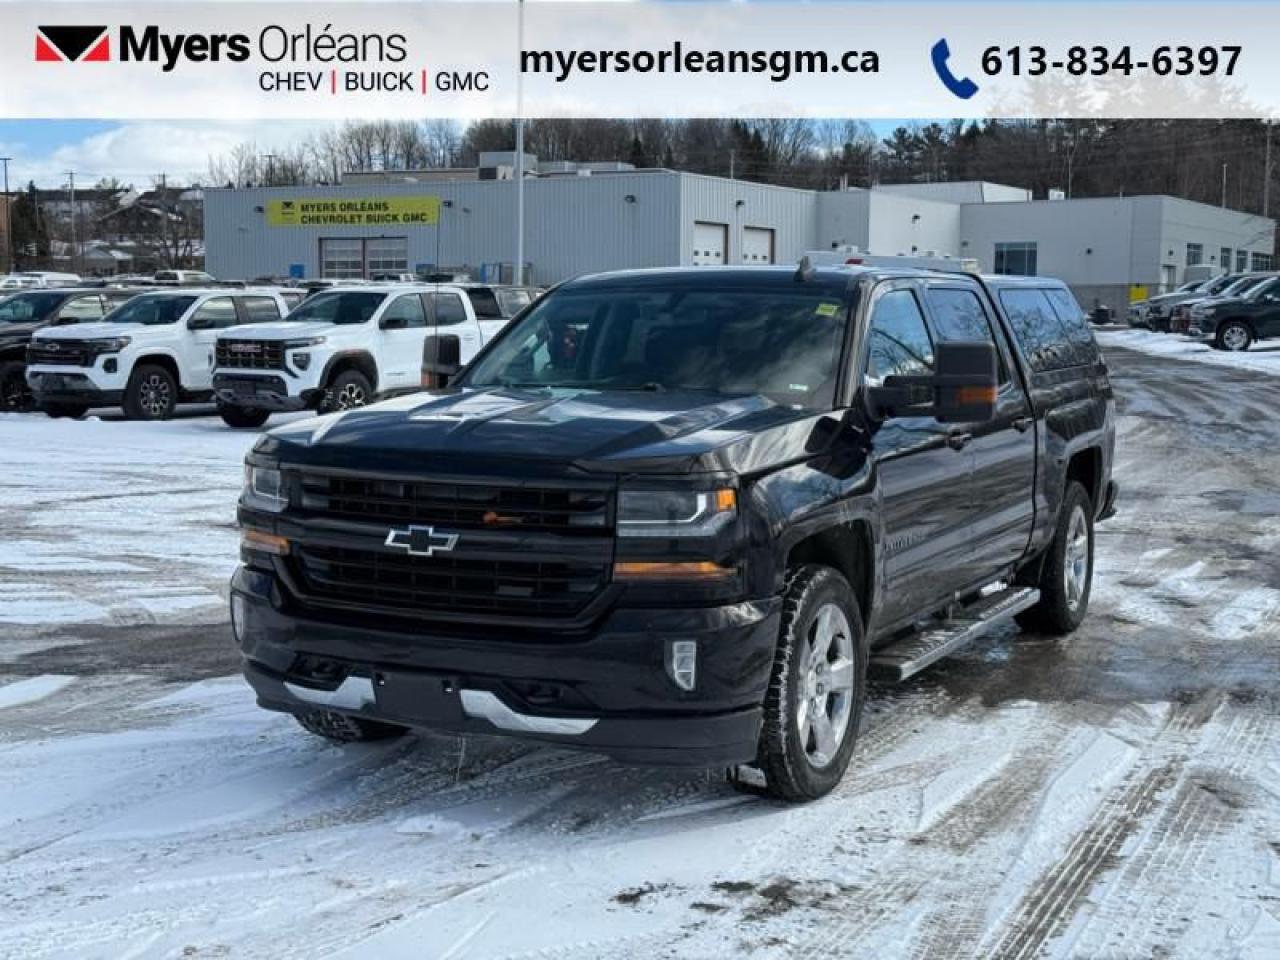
top-left (233, 265), bottom-right (1116, 801)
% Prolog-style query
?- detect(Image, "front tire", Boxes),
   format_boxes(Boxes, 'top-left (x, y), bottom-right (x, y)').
top-left (1017, 481), bottom-right (1095, 635)
top-left (1216, 320), bottom-right (1253, 352)
top-left (320, 369), bottom-right (373, 414)
top-left (125, 364), bottom-right (178, 420)
top-left (751, 565), bottom-right (866, 802)
top-left (294, 710), bottom-right (409, 744)
top-left (0, 361), bottom-right (34, 412)
top-left (218, 402), bottom-right (271, 429)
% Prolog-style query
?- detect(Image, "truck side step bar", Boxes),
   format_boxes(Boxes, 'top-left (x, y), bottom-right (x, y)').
top-left (869, 586), bottom-right (1040, 683)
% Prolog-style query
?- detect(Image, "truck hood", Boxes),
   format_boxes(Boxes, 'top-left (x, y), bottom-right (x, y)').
top-left (221, 321), bottom-right (338, 341)
top-left (260, 387), bottom-right (831, 475)
top-left (35, 321), bottom-right (133, 341)
top-left (0, 321), bottom-right (42, 342)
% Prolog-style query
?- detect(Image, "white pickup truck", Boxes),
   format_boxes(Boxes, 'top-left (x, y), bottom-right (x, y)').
top-left (27, 288), bottom-right (292, 419)
top-left (211, 284), bottom-right (508, 428)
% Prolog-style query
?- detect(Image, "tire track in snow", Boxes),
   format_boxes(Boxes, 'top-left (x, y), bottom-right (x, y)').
top-left (1069, 701), bottom-right (1273, 958)
top-left (978, 695), bottom-right (1222, 960)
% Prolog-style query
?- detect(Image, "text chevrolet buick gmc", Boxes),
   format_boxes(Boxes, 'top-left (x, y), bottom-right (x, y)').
top-left (232, 266), bottom-right (1116, 801)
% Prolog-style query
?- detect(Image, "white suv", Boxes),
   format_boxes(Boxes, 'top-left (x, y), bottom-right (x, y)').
top-left (211, 284), bottom-right (503, 428)
top-left (27, 288), bottom-right (290, 419)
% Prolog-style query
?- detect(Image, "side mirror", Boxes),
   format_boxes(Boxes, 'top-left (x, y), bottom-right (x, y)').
top-left (421, 334), bottom-right (463, 388)
top-left (868, 340), bottom-right (998, 424)
top-left (187, 314), bottom-right (213, 330)
top-left (380, 315), bottom-right (407, 330)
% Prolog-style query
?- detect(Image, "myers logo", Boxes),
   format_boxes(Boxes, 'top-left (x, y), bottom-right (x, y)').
top-left (35, 25), bottom-right (110, 63)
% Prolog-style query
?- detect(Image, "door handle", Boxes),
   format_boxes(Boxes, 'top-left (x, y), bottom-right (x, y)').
top-left (946, 431), bottom-right (973, 451)
top-left (1012, 416), bottom-right (1033, 433)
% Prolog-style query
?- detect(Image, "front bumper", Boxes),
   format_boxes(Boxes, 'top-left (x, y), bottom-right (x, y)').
top-left (231, 566), bottom-right (779, 767)
top-left (26, 370), bottom-right (121, 406)
top-left (213, 373), bottom-right (318, 411)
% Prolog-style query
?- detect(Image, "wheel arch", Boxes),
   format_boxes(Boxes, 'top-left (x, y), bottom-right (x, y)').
top-left (784, 521), bottom-right (875, 634)
top-left (132, 353), bottom-right (183, 387)
top-left (320, 351), bottom-right (378, 390)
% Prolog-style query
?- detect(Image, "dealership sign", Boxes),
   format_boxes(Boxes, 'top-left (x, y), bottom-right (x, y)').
top-left (266, 196), bottom-right (441, 227)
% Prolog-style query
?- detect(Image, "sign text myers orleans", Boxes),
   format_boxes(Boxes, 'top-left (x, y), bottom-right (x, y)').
top-left (267, 196), bottom-right (440, 227)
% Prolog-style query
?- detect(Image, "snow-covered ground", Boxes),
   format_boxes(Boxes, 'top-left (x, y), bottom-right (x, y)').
top-left (1, 350), bottom-right (1278, 960)
top-left (1096, 327), bottom-right (1280, 376)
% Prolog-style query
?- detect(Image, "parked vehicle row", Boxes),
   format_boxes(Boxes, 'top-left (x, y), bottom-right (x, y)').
top-left (6, 282), bottom-right (539, 420)
top-left (1127, 270), bottom-right (1280, 351)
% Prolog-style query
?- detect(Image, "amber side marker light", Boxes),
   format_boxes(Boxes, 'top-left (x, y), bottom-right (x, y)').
top-left (614, 561), bottom-right (736, 581)
top-left (956, 385), bottom-right (998, 405)
top-left (241, 529), bottom-right (290, 556)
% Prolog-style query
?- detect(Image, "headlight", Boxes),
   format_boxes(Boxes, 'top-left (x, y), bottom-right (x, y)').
top-left (243, 464), bottom-right (287, 513)
top-left (285, 337), bottom-right (327, 349)
top-left (83, 336), bottom-right (132, 353)
top-left (617, 488), bottom-right (736, 538)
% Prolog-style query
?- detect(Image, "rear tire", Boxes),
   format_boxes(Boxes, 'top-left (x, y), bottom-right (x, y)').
top-left (748, 564), bottom-right (866, 803)
top-left (124, 364), bottom-right (178, 420)
top-left (42, 402), bottom-right (89, 418)
top-left (0, 361), bottom-right (34, 412)
top-left (320, 369), bottom-right (373, 414)
top-left (294, 710), bottom-right (409, 744)
top-left (1017, 482), bottom-right (1095, 635)
top-left (218, 402), bottom-right (271, 429)
top-left (1216, 320), bottom-right (1253, 352)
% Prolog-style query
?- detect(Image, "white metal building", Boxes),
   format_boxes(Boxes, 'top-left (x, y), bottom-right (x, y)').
top-left (204, 165), bottom-right (1274, 314)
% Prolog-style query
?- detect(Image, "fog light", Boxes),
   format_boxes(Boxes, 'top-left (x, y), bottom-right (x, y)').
top-left (293, 352), bottom-right (311, 371)
top-left (103, 358), bottom-right (117, 374)
top-left (230, 594), bottom-right (247, 643)
top-left (666, 640), bottom-right (698, 692)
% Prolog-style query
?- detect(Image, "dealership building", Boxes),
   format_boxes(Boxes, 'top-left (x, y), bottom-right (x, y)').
top-left (204, 153), bottom-right (1276, 314)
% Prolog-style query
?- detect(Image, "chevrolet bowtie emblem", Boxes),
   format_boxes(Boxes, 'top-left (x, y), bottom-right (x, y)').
top-left (384, 525), bottom-right (459, 557)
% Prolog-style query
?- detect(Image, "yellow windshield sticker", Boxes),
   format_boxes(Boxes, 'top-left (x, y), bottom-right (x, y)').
top-left (815, 302), bottom-right (840, 317)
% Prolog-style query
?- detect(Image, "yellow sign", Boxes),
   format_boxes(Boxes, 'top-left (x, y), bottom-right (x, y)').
top-left (266, 196), bottom-right (441, 228)
top-left (1130, 284), bottom-right (1149, 302)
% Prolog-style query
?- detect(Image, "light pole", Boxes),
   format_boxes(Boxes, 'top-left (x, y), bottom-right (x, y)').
top-left (514, 0), bottom-right (525, 285)
top-left (0, 157), bottom-right (11, 273)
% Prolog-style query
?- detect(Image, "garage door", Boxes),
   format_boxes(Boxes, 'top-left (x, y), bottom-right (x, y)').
top-left (742, 226), bottom-right (775, 265)
top-left (692, 222), bottom-right (727, 266)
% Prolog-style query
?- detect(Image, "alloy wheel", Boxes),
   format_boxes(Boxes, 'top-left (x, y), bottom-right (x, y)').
top-left (1063, 505), bottom-right (1090, 613)
top-left (140, 374), bottom-right (172, 417)
top-left (796, 603), bottom-right (856, 769)
top-left (336, 383), bottom-right (367, 409)
top-left (1222, 324), bottom-right (1250, 351)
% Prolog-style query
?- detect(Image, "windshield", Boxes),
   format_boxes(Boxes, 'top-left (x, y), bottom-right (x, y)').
top-left (106, 294), bottom-right (198, 325)
top-left (1219, 276), bottom-right (1267, 298)
top-left (463, 285), bottom-right (850, 408)
top-left (284, 290), bottom-right (387, 324)
top-left (1203, 274), bottom-right (1241, 295)
top-left (0, 291), bottom-right (64, 323)
top-left (1175, 280), bottom-right (1204, 293)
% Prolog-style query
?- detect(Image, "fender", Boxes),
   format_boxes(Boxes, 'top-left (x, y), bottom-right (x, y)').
top-left (131, 349), bottom-right (188, 387)
top-left (319, 350), bottom-right (378, 391)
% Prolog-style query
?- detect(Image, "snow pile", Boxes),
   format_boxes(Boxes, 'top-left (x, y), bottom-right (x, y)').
top-left (1096, 328), bottom-right (1280, 375)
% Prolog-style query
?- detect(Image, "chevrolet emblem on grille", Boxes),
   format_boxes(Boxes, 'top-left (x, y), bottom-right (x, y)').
top-left (384, 525), bottom-right (459, 557)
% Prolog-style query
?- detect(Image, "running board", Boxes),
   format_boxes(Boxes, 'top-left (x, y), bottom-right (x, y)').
top-left (869, 586), bottom-right (1040, 682)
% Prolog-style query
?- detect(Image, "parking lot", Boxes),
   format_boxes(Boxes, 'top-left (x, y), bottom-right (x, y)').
top-left (0, 341), bottom-right (1278, 960)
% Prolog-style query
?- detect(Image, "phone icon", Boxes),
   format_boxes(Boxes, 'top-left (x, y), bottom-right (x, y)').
top-left (931, 38), bottom-right (980, 100)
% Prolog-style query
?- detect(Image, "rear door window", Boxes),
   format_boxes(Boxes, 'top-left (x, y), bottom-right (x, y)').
top-left (998, 288), bottom-right (1078, 372)
top-left (430, 293), bottom-right (469, 327)
top-left (240, 297), bottom-right (283, 323)
top-left (1042, 286), bottom-right (1100, 364)
top-left (464, 288), bottom-right (503, 318)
